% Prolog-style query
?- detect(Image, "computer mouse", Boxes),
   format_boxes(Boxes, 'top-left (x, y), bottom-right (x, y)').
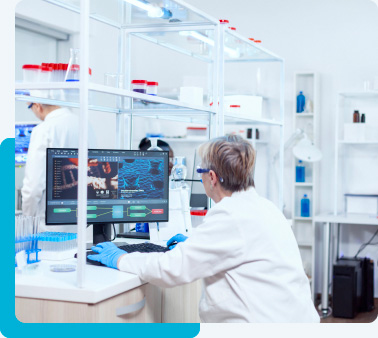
top-left (167, 241), bottom-right (178, 249)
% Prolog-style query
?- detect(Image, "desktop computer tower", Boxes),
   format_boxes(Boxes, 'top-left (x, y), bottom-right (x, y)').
top-left (332, 259), bottom-right (362, 318)
top-left (360, 258), bottom-right (375, 312)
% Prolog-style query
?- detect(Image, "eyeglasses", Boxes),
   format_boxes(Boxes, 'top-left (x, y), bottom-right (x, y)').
top-left (196, 163), bottom-right (224, 182)
top-left (27, 103), bottom-right (34, 109)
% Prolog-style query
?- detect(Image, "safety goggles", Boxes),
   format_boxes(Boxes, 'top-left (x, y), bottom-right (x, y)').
top-left (196, 163), bottom-right (224, 182)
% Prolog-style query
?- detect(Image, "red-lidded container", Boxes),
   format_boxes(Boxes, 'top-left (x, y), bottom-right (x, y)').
top-left (146, 81), bottom-right (158, 96)
top-left (40, 66), bottom-right (53, 82)
top-left (22, 64), bottom-right (41, 82)
top-left (186, 126), bottom-right (207, 137)
top-left (190, 209), bottom-right (207, 228)
top-left (131, 80), bottom-right (147, 94)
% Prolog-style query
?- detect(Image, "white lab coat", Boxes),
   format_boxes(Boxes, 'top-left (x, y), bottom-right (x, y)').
top-left (118, 187), bottom-right (320, 323)
top-left (22, 108), bottom-right (96, 227)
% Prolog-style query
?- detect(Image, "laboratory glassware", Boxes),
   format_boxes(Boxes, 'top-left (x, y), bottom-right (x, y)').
top-left (147, 137), bottom-right (163, 151)
top-left (65, 48), bottom-right (80, 82)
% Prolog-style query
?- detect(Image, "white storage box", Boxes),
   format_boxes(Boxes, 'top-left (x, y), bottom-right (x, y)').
top-left (224, 95), bottom-right (263, 119)
top-left (345, 194), bottom-right (378, 215)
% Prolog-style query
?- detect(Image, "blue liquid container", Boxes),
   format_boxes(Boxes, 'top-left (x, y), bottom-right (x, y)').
top-left (296, 91), bottom-right (305, 113)
top-left (136, 223), bottom-right (149, 233)
top-left (301, 194), bottom-right (310, 217)
top-left (296, 160), bottom-right (305, 182)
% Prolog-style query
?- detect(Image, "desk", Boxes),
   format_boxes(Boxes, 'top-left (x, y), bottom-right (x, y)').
top-left (15, 242), bottom-right (202, 323)
top-left (314, 213), bottom-right (378, 317)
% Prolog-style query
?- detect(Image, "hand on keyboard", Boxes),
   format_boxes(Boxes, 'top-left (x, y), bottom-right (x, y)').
top-left (87, 242), bottom-right (127, 269)
top-left (167, 234), bottom-right (188, 250)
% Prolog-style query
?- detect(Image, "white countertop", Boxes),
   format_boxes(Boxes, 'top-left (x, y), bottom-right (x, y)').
top-left (15, 258), bottom-right (143, 304)
top-left (15, 239), bottom-right (152, 304)
top-left (314, 213), bottom-right (378, 225)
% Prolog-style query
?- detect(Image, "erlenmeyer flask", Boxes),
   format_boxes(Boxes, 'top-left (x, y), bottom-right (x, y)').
top-left (147, 137), bottom-right (162, 151)
top-left (172, 156), bottom-right (187, 181)
top-left (65, 48), bottom-right (80, 82)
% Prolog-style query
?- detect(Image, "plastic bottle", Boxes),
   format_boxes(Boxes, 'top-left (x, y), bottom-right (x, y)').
top-left (361, 113), bottom-right (366, 123)
top-left (353, 110), bottom-right (360, 123)
top-left (296, 91), bottom-right (306, 113)
top-left (296, 160), bottom-right (305, 182)
top-left (301, 194), bottom-right (310, 217)
top-left (255, 128), bottom-right (260, 140)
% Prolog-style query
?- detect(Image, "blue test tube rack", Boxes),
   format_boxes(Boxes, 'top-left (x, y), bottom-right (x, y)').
top-left (15, 235), bottom-right (41, 267)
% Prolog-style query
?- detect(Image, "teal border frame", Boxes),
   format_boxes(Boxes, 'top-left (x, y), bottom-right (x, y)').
top-left (0, 138), bottom-right (200, 337)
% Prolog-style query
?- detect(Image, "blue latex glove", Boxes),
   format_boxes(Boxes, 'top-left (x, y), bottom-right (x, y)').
top-left (167, 233), bottom-right (188, 250)
top-left (87, 242), bottom-right (127, 269)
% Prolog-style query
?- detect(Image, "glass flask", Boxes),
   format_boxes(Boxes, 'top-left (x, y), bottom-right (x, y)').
top-left (65, 48), bottom-right (80, 82)
top-left (147, 137), bottom-right (162, 151)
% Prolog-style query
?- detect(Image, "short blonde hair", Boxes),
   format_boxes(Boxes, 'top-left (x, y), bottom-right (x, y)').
top-left (198, 135), bottom-right (256, 192)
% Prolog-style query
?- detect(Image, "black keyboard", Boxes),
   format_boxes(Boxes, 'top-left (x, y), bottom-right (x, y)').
top-left (82, 243), bottom-right (170, 266)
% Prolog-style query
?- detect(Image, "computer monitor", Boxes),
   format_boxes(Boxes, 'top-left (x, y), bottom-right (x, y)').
top-left (46, 148), bottom-right (169, 245)
top-left (15, 122), bottom-right (38, 165)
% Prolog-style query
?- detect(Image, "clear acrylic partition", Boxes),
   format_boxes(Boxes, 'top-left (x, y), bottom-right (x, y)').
top-left (224, 30), bottom-right (282, 62)
top-left (44, 0), bottom-right (217, 28)
top-left (131, 29), bottom-right (216, 63)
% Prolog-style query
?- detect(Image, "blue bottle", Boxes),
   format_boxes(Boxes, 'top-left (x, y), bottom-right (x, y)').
top-left (296, 91), bottom-right (306, 113)
top-left (296, 160), bottom-right (305, 182)
top-left (301, 194), bottom-right (310, 217)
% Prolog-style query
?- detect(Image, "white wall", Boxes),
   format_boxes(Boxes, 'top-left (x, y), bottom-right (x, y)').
top-left (15, 0), bottom-right (378, 295)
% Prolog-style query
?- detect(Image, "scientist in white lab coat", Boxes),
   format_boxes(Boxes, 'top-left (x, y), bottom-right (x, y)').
top-left (21, 103), bottom-right (95, 229)
top-left (89, 135), bottom-right (320, 323)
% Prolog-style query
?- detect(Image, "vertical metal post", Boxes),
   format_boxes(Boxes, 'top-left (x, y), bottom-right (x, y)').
top-left (278, 60), bottom-right (285, 211)
top-left (116, 0), bottom-right (126, 150)
top-left (321, 221), bottom-right (331, 316)
top-left (217, 24), bottom-right (225, 137)
top-left (77, 0), bottom-right (90, 288)
top-left (212, 24), bottom-right (219, 138)
top-left (334, 95), bottom-right (340, 215)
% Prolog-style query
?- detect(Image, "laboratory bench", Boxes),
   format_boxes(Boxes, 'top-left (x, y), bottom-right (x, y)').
top-left (15, 239), bottom-right (202, 323)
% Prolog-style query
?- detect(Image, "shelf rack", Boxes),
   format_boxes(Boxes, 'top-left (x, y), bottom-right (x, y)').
top-left (291, 72), bottom-right (319, 300)
top-left (15, 0), bottom-right (284, 287)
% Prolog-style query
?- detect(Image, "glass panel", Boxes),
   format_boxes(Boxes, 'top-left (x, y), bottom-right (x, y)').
top-left (126, 0), bottom-right (215, 26)
top-left (131, 29), bottom-right (215, 62)
top-left (43, 0), bottom-right (216, 27)
top-left (224, 30), bottom-right (281, 62)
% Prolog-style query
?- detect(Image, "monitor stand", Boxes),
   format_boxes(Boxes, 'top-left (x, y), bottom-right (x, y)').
top-left (86, 223), bottom-right (128, 250)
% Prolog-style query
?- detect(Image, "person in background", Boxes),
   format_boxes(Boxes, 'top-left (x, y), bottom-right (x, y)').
top-left (21, 103), bottom-right (96, 230)
top-left (138, 137), bottom-right (174, 175)
top-left (88, 135), bottom-right (320, 323)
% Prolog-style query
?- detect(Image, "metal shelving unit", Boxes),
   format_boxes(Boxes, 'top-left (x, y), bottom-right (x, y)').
top-left (15, 0), bottom-right (284, 287)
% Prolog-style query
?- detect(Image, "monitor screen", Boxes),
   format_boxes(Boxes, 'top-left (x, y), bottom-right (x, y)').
top-left (15, 122), bottom-right (38, 165)
top-left (46, 148), bottom-right (169, 225)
